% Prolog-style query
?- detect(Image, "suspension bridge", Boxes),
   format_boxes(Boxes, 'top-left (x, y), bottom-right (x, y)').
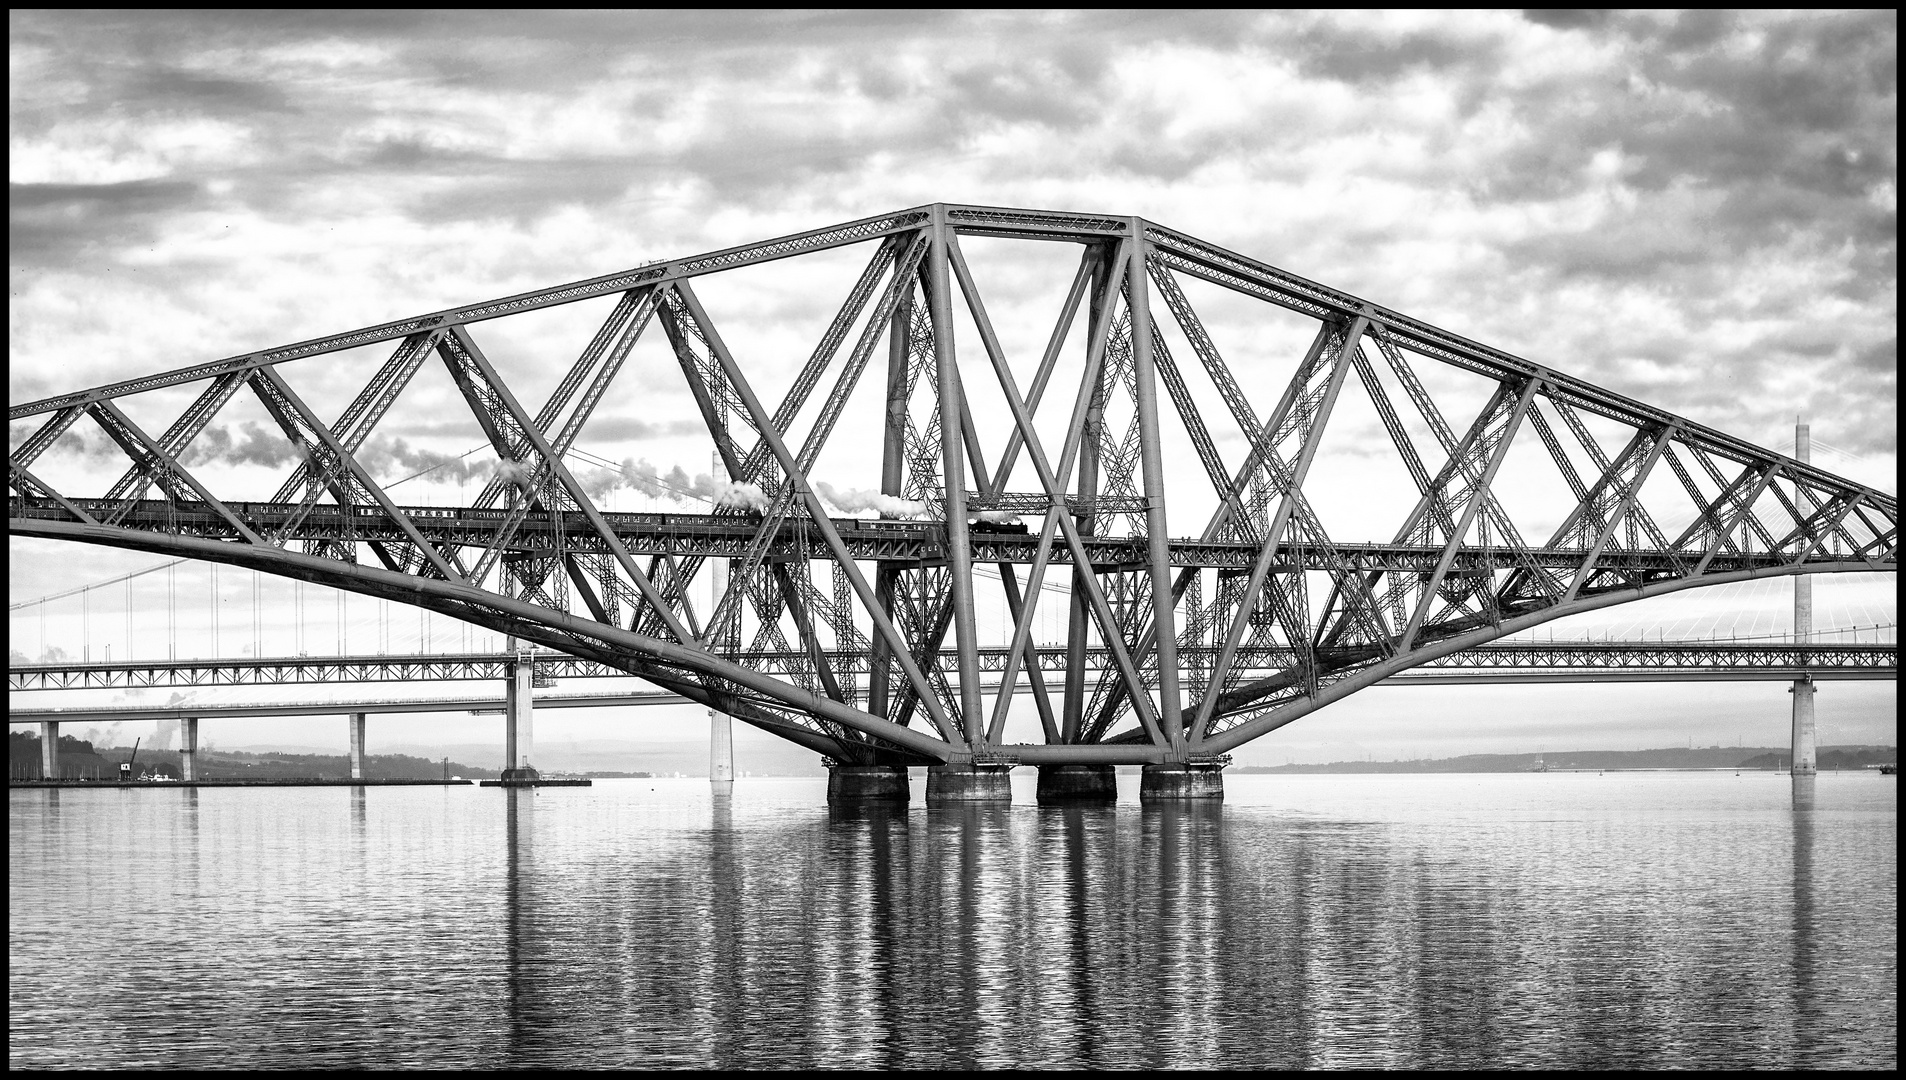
top-left (9, 204), bottom-right (1896, 801)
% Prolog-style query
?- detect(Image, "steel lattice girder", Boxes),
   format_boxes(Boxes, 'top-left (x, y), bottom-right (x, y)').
top-left (8, 641), bottom-right (1896, 692)
top-left (9, 203), bottom-right (1897, 766)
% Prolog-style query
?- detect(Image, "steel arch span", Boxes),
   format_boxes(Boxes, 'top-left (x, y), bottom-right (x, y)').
top-left (10, 204), bottom-right (1897, 766)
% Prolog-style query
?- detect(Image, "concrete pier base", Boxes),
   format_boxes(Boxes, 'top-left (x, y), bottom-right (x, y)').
top-left (39, 722), bottom-right (59, 781)
top-left (505, 644), bottom-right (534, 777)
top-left (1139, 764), bottom-right (1225, 801)
top-left (180, 718), bottom-right (199, 782)
top-left (348, 712), bottom-right (366, 781)
top-left (710, 707), bottom-right (735, 788)
top-left (1789, 677), bottom-right (1817, 776)
top-left (496, 766), bottom-right (542, 787)
top-left (826, 764), bottom-right (910, 803)
top-left (1036, 764), bottom-right (1118, 804)
top-left (925, 764), bottom-right (1013, 804)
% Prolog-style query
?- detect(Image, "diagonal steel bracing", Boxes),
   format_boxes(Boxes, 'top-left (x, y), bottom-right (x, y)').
top-left (9, 204), bottom-right (1896, 766)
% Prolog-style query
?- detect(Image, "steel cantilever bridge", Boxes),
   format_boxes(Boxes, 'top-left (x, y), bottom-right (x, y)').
top-left (9, 204), bottom-right (1898, 788)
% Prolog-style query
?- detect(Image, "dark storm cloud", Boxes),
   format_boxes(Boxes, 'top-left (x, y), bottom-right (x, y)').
top-left (1286, 19), bottom-right (1500, 86)
top-left (9, 180), bottom-right (206, 264)
top-left (1520, 11), bottom-right (1614, 32)
top-left (12, 9), bottom-right (1302, 226)
top-left (2, 11), bottom-right (1245, 230)
top-left (1488, 10), bottom-right (1895, 243)
top-left (1851, 336), bottom-right (1898, 377)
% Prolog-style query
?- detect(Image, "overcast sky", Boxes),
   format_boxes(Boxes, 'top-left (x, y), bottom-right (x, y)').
top-left (8, 10), bottom-right (1896, 761)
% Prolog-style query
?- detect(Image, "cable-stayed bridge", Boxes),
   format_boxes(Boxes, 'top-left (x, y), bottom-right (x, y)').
top-left (9, 204), bottom-right (1896, 800)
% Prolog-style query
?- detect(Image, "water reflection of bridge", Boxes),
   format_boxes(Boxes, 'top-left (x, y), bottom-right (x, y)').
top-left (478, 778), bottom-right (1875, 1068)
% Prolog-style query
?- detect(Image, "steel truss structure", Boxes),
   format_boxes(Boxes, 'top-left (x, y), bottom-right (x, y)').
top-left (9, 642), bottom-right (1896, 692)
top-left (10, 204), bottom-right (1897, 766)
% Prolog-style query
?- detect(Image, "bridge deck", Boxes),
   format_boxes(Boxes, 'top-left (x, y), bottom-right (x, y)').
top-left (11, 499), bottom-right (1878, 574)
top-left (10, 642), bottom-right (1894, 692)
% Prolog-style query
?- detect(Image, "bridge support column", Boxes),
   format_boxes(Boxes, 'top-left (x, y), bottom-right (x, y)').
top-left (180, 718), bottom-right (198, 782)
top-left (1789, 677), bottom-right (1817, 776)
top-left (826, 764), bottom-right (910, 803)
top-left (710, 709), bottom-right (734, 788)
top-left (501, 647), bottom-right (538, 784)
top-left (1789, 419), bottom-right (1817, 778)
top-left (348, 712), bottom-right (366, 782)
top-left (39, 722), bottom-right (59, 781)
top-left (1036, 764), bottom-right (1118, 804)
top-left (706, 484), bottom-right (734, 792)
top-left (1139, 763), bottom-right (1224, 802)
top-left (925, 764), bottom-right (1012, 805)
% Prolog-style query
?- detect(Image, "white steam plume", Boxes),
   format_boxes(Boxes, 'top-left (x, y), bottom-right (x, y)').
top-left (493, 460), bottom-right (537, 489)
top-left (698, 477), bottom-right (768, 511)
top-left (814, 482), bottom-right (927, 519)
top-left (578, 456), bottom-right (767, 511)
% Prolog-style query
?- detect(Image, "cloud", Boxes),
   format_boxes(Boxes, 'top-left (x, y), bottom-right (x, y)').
top-left (1520, 10), bottom-right (1614, 33)
top-left (9, 179), bottom-right (206, 265)
top-left (6, 11), bottom-right (1893, 524)
top-left (577, 416), bottom-right (707, 441)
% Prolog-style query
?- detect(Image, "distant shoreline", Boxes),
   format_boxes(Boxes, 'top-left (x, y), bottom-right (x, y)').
top-left (1232, 744), bottom-right (1896, 775)
top-left (9, 778), bottom-right (472, 788)
top-left (1230, 766), bottom-right (1894, 775)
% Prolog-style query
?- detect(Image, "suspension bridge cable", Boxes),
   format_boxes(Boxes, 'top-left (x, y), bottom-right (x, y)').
top-left (9, 558), bottom-right (191, 611)
top-left (381, 444), bottom-right (490, 489)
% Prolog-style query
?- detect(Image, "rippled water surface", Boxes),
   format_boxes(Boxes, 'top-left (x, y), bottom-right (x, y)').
top-left (9, 772), bottom-right (1896, 1069)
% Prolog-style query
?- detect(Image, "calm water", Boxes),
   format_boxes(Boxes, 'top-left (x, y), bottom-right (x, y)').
top-left (9, 772), bottom-right (1896, 1070)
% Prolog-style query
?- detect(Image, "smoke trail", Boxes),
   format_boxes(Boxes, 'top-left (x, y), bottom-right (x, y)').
top-left (972, 510), bottom-right (1023, 524)
top-left (14, 427), bottom-right (157, 464)
top-left (579, 457), bottom-right (677, 500)
top-left (577, 457), bottom-right (766, 511)
top-left (694, 475), bottom-right (768, 511)
top-left (814, 482), bottom-right (927, 519)
top-left (180, 422), bottom-right (305, 469)
top-left (354, 436), bottom-right (496, 484)
top-left (492, 460), bottom-right (537, 490)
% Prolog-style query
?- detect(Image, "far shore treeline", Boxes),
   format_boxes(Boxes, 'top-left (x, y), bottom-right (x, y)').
top-left (11, 730), bottom-right (1895, 781)
top-left (7, 731), bottom-right (501, 782)
top-left (1234, 745), bottom-right (1898, 774)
